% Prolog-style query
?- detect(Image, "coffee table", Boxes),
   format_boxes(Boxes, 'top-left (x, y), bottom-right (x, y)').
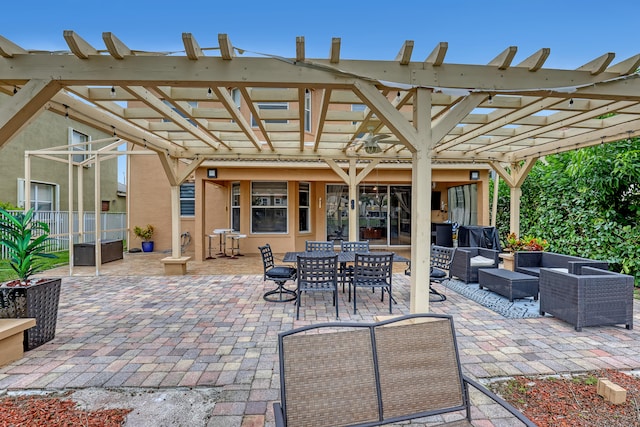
top-left (478, 268), bottom-right (539, 302)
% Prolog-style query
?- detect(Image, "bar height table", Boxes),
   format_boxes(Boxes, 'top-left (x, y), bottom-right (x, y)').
top-left (213, 228), bottom-right (234, 257)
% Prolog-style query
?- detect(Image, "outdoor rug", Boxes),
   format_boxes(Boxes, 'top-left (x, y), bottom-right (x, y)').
top-left (440, 279), bottom-right (542, 319)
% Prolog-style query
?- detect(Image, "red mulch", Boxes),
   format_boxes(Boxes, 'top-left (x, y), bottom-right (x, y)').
top-left (0, 392), bottom-right (131, 427)
top-left (491, 369), bottom-right (640, 426)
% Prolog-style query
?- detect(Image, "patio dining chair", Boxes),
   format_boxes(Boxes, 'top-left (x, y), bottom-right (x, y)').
top-left (259, 244), bottom-right (297, 302)
top-left (295, 254), bottom-right (339, 319)
top-left (305, 240), bottom-right (334, 252)
top-left (340, 240), bottom-right (370, 294)
top-left (352, 252), bottom-right (394, 314)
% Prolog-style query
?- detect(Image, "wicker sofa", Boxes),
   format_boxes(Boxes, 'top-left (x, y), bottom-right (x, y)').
top-left (514, 251), bottom-right (608, 277)
top-left (539, 266), bottom-right (634, 331)
top-left (450, 247), bottom-right (500, 283)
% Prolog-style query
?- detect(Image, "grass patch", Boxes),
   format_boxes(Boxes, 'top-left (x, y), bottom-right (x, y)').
top-left (0, 251), bottom-right (69, 282)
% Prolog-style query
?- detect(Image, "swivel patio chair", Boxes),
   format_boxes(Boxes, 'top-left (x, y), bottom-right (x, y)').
top-left (259, 244), bottom-right (297, 303)
top-left (352, 252), bottom-right (394, 314)
top-left (295, 254), bottom-right (339, 319)
top-left (404, 245), bottom-right (455, 302)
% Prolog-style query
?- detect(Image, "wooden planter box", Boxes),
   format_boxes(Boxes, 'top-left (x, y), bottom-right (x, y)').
top-left (74, 239), bottom-right (124, 266)
top-left (0, 278), bottom-right (62, 351)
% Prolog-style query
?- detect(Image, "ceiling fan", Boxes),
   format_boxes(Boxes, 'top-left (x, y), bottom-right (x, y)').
top-left (352, 126), bottom-right (390, 154)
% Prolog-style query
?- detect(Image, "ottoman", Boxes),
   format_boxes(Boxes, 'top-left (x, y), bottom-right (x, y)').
top-left (478, 268), bottom-right (539, 302)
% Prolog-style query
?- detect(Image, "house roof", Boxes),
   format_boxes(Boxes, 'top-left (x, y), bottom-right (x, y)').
top-left (1, 32), bottom-right (639, 170)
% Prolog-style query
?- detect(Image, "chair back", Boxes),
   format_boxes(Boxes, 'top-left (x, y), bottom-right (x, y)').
top-left (258, 244), bottom-right (275, 276)
top-left (354, 252), bottom-right (393, 285)
top-left (305, 240), bottom-right (334, 252)
top-left (341, 240), bottom-right (369, 253)
top-left (277, 314), bottom-right (466, 427)
top-left (296, 254), bottom-right (338, 291)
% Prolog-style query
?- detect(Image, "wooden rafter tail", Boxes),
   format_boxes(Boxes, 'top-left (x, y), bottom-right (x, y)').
top-left (424, 42), bottom-right (448, 66)
top-left (577, 52), bottom-right (616, 75)
top-left (63, 30), bottom-right (98, 59)
top-left (218, 33), bottom-right (234, 60)
top-left (488, 46), bottom-right (517, 70)
top-left (182, 33), bottom-right (203, 60)
top-left (102, 32), bottom-right (131, 59)
top-left (0, 35), bottom-right (27, 58)
top-left (329, 37), bottom-right (341, 64)
top-left (395, 40), bottom-right (414, 65)
top-left (296, 36), bottom-right (305, 62)
top-left (515, 48), bottom-right (550, 71)
top-left (606, 54), bottom-right (640, 76)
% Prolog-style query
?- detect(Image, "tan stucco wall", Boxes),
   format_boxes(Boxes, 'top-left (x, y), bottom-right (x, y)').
top-left (129, 155), bottom-right (491, 258)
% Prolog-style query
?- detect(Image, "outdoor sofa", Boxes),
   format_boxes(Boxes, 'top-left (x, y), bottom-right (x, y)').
top-left (514, 251), bottom-right (608, 277)
top-left (450, 247), bottom-right (500, 283)
top-left (539, 266), bottom-right (634, 331)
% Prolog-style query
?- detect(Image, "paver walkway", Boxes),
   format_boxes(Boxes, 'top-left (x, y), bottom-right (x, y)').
top-left (2, 253), bottom-right (640, 426)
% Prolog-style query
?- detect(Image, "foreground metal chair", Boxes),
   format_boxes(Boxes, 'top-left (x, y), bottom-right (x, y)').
top-left (295, 254), bottom-right (339, 319)
top-left (259, 244), bottom-right (297, 302)
top-left (274, 314), bottom-right (536, 427)
top-left (352, 252), bottom-right (393, 314)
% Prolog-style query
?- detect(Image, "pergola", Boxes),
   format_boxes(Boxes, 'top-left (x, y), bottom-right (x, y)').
top-left (1, 31), bottom-right (639, 312)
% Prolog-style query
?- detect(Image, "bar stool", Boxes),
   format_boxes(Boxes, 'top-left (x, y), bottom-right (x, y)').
top-left (227, 233), bottom-right (247, 259)
top-left (213, 228), bottom-right (233, 256)
top-left (206, 234), bottom-right (217, 259)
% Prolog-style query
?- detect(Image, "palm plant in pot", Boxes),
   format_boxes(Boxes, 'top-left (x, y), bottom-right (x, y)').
top-left (0, 208), bottom-right (62, 350)
top-left (133, 224), bottom-right (155, 252)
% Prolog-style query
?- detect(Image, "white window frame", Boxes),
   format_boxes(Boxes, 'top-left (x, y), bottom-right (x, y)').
top-left (17, 178), bottom-right (60, 211)
top-left (251, 102), bottom-right (289, 127)
top-left (231, 182), bottom-right (240, 232)
top-left (304, 90), bottom-right (312, 132)
top-left (299, 182), bottom-right (310, 233)
top-left (251, 181), bottom-right (288, 234)
top-left (69, 128), bottom-right (92, 166)
top-left (179, 181), bottom-right (195, 217)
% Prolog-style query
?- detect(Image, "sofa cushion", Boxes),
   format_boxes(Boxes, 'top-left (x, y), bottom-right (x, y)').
top-left (470, 255), bottom-right (495, 267)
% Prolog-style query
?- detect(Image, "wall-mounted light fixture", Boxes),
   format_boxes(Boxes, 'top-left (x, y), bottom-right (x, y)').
top-left (318, 197), bottom-right (322, 209)
top-left (207, 168), bottom-right (217, 178)
top-left (351, 199), bottom-right (355, 210)
top-left (469, 170), bottom-right (480, 180)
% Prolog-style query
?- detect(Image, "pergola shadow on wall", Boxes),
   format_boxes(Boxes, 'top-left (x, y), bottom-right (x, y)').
top-left (1, 31), bottom-right (639, 311)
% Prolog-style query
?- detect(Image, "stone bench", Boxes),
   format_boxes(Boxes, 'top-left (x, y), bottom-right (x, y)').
top-left (478, 268), bottom-right (539, 302)
top-left (0, 318), bottom-right (36, 367)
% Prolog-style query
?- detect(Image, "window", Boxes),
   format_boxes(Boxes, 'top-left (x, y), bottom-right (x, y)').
top-left (251, 182), bottom-right (287, 233)
top-left (304, 90), bottom-right (312, 132)
top-left (180, 182), bottom-right (195, 217)
top-left (299, 182), bottom-right (310, 232)
top-left (251, 102), bottom-right (288, 127)
top-left (231, 88), bottom-right (241, 109)
top-left (163, 100), bottom-right (198, 127)
top-left (17, 179), bottom-right (59, 211)
top-left (70, 129), bottom-right (90, 165)
top-left (231, 182), bottom-right (240, 232)
top-left (351, 104), bottom-right (366, 126)
top-left (448, 184), bottom-right (478, 226)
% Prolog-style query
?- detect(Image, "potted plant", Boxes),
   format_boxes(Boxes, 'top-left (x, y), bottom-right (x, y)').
top-left (134, 224), bottom-right (155, 252)
top-left (0, 208), bottom-right (62, 350)
top-left (505, 233), bottom-right (549, 252)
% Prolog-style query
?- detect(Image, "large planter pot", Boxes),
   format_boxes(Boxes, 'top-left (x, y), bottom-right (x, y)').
top-left (141, 241), bottom-right (154, 252)
top-left (0, 278), bottom-right (62, 351)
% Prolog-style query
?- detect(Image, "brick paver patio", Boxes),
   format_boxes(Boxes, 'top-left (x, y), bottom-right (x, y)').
top-left (2, 253), bottom-right (640, 426)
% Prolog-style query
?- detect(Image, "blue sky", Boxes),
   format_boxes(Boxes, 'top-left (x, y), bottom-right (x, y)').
top-left (2, 1), bottom-right (638, 183)
top-left (3, 0), bottom-right (638, 68)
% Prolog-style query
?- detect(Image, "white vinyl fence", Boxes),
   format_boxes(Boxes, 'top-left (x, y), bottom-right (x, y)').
top-left (1, 210), bottom-right (127, 258)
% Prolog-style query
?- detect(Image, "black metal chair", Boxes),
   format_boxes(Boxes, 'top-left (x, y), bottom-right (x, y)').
top-left (352, 252), bottom-right (394, 314)
top-left (295, 254), bottom-right (339, 319)
top-left (404, 245), bottom-right (455, 302)
top-left (304, 240), bottom-right (334, 252)
top-left (339, 240), bottom-right (370, 294)
top-left (259, 244), bottom-right (297, 302)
